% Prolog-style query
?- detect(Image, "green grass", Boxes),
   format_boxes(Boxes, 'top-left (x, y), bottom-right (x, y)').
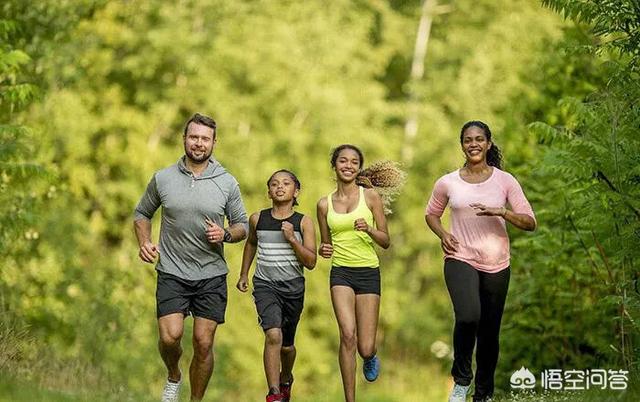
top-left (494, 388), bottom-right (639, 402)
top-left (0, 376), bottom-right (86, 402)
top-left (0, 372), bottom-right (157, 402)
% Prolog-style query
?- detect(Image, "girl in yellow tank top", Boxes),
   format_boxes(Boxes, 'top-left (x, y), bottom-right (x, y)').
top-left (316, 144), bottom-right (405, 402)
top-left (326, 185), bottom-right (379, 267)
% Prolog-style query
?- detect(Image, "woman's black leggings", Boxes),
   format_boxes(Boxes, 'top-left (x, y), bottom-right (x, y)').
top-left (444, 258), bottom-right (510, 400)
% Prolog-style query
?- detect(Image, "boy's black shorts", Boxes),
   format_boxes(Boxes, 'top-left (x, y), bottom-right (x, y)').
top-left (156, 270), bottom-right (227, 323)
top-left (252, 281), bottom-right (304, 347)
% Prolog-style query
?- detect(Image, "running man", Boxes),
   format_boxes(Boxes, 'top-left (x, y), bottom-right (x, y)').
top-left (134, 113), bottom-right (248, 402)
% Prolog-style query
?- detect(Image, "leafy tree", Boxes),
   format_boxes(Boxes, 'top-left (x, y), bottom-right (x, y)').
top-left (0, 18), bottom-right (42, 253)
top-left (496, 0), bottom-right (640, 390)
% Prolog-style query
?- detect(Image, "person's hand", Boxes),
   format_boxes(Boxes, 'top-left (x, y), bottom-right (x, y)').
top-left (205, 217), bottom-right (224, 243)
top-left (236, 275), bottom-right (249, 292)
top-left (319, 242), bottom-right (333, 259)
top-left (440, 232), bottom-right (459, 254)
top-left (353, 218), bottom-right (370, 233)
top-left (470, 203), bottom-right (506, 217)
top-left (139, 241), bottom-right (159, 263)
top-left (281, 221), bottom-right (295, 242)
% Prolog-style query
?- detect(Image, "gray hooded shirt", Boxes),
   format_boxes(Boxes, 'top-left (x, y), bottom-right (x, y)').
top-left (134, 157), bottom-right (248, 280)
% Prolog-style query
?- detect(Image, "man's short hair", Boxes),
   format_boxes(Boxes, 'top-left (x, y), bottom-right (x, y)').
top-left (184, 113), bottom-right (217, 138)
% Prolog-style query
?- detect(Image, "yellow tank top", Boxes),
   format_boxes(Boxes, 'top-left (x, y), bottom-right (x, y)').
top-left (326, 186), bottom-right (379, 268)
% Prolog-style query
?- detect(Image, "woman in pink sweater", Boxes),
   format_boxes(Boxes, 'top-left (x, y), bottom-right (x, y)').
top-left (425, 121), bottom-right (536, 402)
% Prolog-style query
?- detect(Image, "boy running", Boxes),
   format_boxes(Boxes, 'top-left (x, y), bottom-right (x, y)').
top-left (237, 170), bottom-right (317, 402)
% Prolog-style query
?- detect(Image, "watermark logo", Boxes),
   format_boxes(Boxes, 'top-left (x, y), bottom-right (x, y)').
top-left (510, 368), bottom-right (628, 391)
top-left (510, 367), bottom-right (536, 389)
top-left (541, 369), bottom-right (628, 390)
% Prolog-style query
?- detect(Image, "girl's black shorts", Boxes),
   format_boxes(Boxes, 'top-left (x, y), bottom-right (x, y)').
top-left (330, 266), bottom-right (380, 295)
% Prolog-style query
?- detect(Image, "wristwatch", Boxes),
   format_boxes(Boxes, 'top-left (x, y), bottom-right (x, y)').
top-left (223, 228), bottom-right (232, 243)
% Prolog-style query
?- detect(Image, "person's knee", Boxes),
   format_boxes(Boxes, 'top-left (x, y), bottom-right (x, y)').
top-left (159, 326), bottom-right (183, 347)
top-left (456, 311), bottom-right (481, 326)
top-left (340, 330), bottom-right (357, 350)
top-left (455, 305), bottom-right (481, 325)
top-left (357, 342), bottom-right (375, 359)
top-left (281, 345), bottom-right (295, 354)
top-left (193, 333), bottom-right (214, 358)
top-left (265, 329), bottom-right (283, 347)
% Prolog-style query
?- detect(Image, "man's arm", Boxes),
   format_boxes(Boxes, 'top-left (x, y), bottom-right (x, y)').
top-left (133, 174), bottom-right (161, 263)
top-left (226, 222), bottom-right (247, 243)
top-left (224, 180), bottom-right (249, 242)
top-left (134, 218), bottom-right (158, 263)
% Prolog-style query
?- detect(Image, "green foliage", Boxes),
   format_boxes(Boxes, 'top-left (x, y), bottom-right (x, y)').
top-left (542, 0), bottom-right (640, 68)
top-left (495, 1), bottom-right (640, 393)
top-left (2, 0), bottom-right (638, 400)
top-left (0, 19), bottom-right (45, 254)
top-left (519, 79), bottom-right (640, 364)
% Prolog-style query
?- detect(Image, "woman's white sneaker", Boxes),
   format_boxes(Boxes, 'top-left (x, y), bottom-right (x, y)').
top-left (448, 383), bottom-right (470, 402)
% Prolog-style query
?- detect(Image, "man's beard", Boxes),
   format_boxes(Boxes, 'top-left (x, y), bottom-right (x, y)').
top-left (185, 146), bottom-right (212, 163)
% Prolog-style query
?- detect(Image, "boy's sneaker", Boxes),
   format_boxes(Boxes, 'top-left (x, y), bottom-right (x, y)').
top-left (161, 378), bottom-right (181, 402)
top-left (266, 393), bottom-right (284, 402)
top-left (280, 379), bottom-right (293, 402)
top-left (448, 383), bottom-right (470, 402)
top-left (363, 355), bottom-right (380, 382)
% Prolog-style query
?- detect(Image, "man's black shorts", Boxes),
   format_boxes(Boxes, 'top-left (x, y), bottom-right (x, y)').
top-left (156, 271), bottom-right (227, 323)
top-left (330, 266), bottom-right (381, 295)
top-left (252, 280), bottom-right (304, 347)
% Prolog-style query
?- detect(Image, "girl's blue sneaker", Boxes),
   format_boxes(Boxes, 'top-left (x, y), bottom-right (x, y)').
top-left (363, 355), bottom-right (380, 382)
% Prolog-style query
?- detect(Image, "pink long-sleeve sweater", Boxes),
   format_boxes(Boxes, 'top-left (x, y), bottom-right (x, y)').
top-left (425, 168), bottom-right (536, 273)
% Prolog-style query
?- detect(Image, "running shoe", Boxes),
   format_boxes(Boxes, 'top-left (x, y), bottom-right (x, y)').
top-left (161, 378), bottom-right (181, 402)
top-left (266, 392), bottom-right (284, 402)
top-left (363, 355), bottom-right (380, 382)
top-left (280, 379), bottom-right (293, 402)
top-left (448, 383), bottom-right (470, 402)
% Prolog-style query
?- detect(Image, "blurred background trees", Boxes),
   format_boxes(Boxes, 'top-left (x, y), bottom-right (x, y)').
top-left (1, 0), bottom-right (638, 400)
